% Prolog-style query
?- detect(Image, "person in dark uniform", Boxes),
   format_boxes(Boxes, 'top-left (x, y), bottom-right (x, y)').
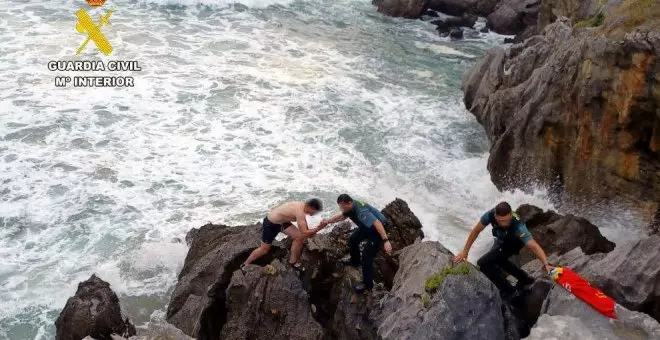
top-left (453, 201), bottom-right (553, 299)
top-left (320, 194), bottom-right (392, 292)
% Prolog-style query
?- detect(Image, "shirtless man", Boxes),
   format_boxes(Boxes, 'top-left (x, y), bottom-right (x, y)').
top-left (242, 198), bottom-right (324, 271)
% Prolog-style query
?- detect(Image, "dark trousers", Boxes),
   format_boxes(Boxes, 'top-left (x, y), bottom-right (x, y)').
top-left (349, 227), bottom-right (382, 289)
top-left (477, 240), bottom-right (533, 295)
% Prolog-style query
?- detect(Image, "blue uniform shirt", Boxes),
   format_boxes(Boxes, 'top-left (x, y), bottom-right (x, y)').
top-left (480, 210), bottom-right (533, 244)
top-left (343, 200), bottom-right (387, 229)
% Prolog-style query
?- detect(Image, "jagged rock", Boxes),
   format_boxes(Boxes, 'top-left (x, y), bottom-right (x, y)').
top-left (128, 322), bottom-right (194, 340)
top-left (55, 274), bottom-right (136, 340)
top-left (220, 261), bottom-right (323, 339)
top-left (515, 204), bottom-right (558, 227)
top-left (326, 267), bottom-right (380, 339)
top-left (166, 199), bottom-right (424, 339)
top-left (462, 17), bottom-right (660, 221)
top-left (430, 13), bottom-right (478, 34)
top-left (381, 198), bottom-right (425, 249)
top-left (528, 285), bottom-right (660, 339)
top-left (426, 0), bottom-right (499, 17)
top-left (516, 279), bottom-right (554, 327)
top-left (422, 9), bottom-right (440, 19)
top-left (487, 0), bottom-right (540, 35)
top-left (524, 235), bottom-right (660, 322)
top-left (370, 241), bottom-right (513, 340)
top-left (166, 223), bottom-right (273, 338)
top-left (514, 205), bottom-right (615, 265)
top-left (449, 27), bottom-right (464, 40)
top-left (372, 0), bottom-right (427, 19)
top-left (651, 207), bottom-right (660, 235)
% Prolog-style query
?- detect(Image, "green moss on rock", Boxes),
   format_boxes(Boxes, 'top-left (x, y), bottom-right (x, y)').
top-left (421, 294), bottom-right (431, 309)
top-left (424, 264), bottom-right (471, 294)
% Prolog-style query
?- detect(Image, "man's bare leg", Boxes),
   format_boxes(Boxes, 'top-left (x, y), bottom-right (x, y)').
top-left (243, 242), bottom-right (272, 265)
top-left (282, 225), bottom-right (304, 264)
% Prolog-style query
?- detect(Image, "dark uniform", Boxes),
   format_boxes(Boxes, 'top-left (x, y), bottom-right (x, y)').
top-left (476, 210), bottom-right (534, 295)
top-left (343, 200), bottom-right (388, 290)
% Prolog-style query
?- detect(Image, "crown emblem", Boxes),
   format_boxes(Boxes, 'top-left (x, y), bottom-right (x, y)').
top-left (86, 0), bottom-right (106, 6)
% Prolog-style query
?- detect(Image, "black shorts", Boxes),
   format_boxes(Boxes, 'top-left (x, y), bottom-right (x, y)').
top-left (261, 217), bottom-right (293, 244)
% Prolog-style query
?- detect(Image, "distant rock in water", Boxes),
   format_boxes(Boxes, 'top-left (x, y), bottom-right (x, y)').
top-left (430, 13), bottom-right (477, 38)
top-left (486, 0), bottom-right (540, 35)
top-left (372, 0), bottom-right (427, 19)
top-left (515, 204), bottom-right (615, 266)
top-left (462, 16), bottom-right (660, 227)
top-left (55, 274), bottom-right (136, 340)
top-left (449, 27), bottom-right (464, 40)
top-left (426, 0), bottom-right (499, 17)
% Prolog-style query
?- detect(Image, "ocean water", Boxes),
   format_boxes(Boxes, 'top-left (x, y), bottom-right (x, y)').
top-left (0, 0), bottom-right (638, 338)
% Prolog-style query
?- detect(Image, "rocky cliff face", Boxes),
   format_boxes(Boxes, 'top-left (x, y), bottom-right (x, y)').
top-left (462, 16), bottom-right (660, 227)
top-left (57, 202), bottom-right (660, 339)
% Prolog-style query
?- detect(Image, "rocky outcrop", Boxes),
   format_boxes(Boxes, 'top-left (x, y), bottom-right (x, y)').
top-left (165, 199), bottom-right (424, 339)
top-left (426, 0), bottom-right (499, 17)
top-left (515, 204), bottom-right (615, 265)
top-left (129, 323), bottom-right (194, 340)
top-left (528, 285), bottom-right (660, 339)
top-left (380, 198), bottom-right (425, 252)
top-left (58, 197), bottom-right (660, 340)
top-left (55, 275), bottom-right (136, 340)
top-left (524, 235), bottom-right (660, 322)
top-left (372, 0), bottom-right (427, 19)
top-left (371, 241), bottom-right (518, 340)
top-left (430, 13), bottom-right (477, 38)
top-left (487, 0), bottom-right (540, 35)
top-left (165, 223), bottom-right (271, 337)
top-left (462, 17), bottom-right (660, 226)
top-left (220, 261), bottom-right (324, 339)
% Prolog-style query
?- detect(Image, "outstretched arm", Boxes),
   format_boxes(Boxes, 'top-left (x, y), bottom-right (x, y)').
top-left (453, 222), bottom-right (486, 263)
top-left (296, 213), bottom-right (322, 237)
top-left (320, 212), bottom-right (347, 227)
top-left (525, 239), bottom-right (553, 273)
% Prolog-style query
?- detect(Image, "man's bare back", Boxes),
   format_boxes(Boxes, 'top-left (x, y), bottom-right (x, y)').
top-left (267, 201), bottom-right (305, 224)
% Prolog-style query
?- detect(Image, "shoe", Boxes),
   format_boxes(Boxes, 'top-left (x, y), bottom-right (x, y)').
top-left (354, 283), bottom-right (372, 294)
top-left (291, 262), bottom-right (306, 272)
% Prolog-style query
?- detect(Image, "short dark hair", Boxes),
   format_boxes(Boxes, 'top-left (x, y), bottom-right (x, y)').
top-left (337, 194), bottom-right (353, 204)
top-left (305, 198), bottom-right (323, 211)
top-left (494, 202), bottom-right (512, 216)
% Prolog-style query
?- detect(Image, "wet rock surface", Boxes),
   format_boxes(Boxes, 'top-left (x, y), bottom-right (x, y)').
top-left (524, 235), bottom-right (660, 323)
top-left (58, 200), bottom-right (660, 339)
top-left (515, 204), bottom-right (615, 265)
top-left (462, 17), bottom-right (660, 224)
top-left (55, 275), bottom-right (136, 340)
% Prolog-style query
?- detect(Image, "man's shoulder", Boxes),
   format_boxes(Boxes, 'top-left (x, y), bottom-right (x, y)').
top-left (480, 210), bottom-right (495, 225)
